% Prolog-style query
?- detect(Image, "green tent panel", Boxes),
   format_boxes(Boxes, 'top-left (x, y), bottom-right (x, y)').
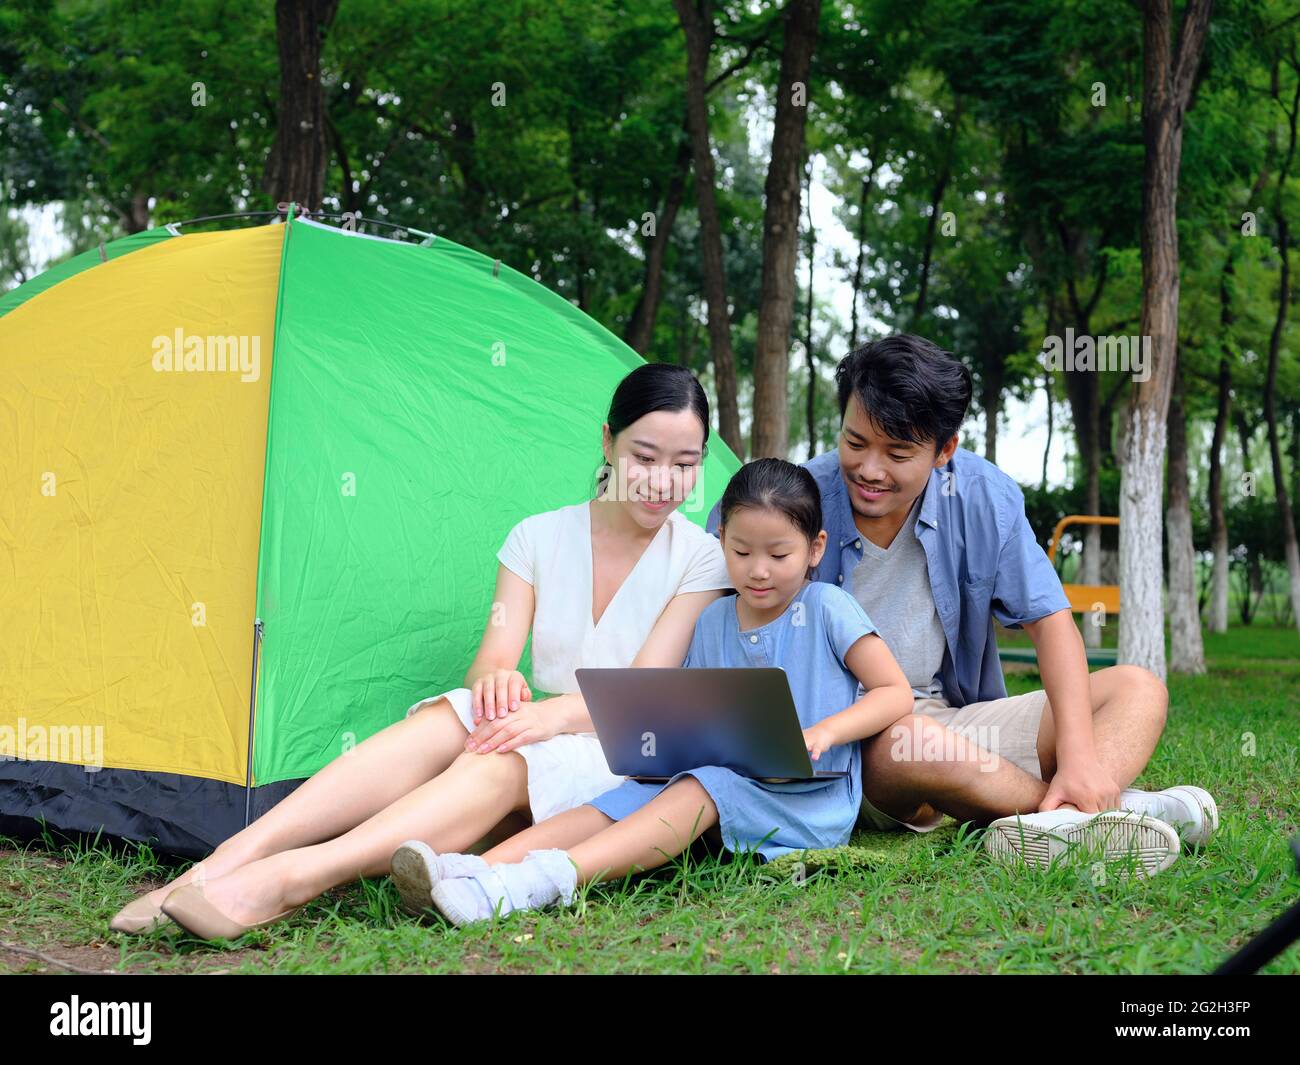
top-left (0, 216), bottom-right (740, 856)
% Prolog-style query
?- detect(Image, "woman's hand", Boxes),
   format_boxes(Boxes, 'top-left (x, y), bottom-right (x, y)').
top-left (470, 669), bottom-right (532, 724)
top-left (465, 702), bottom-right (557, 754)
top-left (803, 722), bottom-right (838, 762)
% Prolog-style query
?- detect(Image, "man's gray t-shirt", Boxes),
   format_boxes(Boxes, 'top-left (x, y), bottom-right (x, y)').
top-left (847, 497), bottom-right (948, 700)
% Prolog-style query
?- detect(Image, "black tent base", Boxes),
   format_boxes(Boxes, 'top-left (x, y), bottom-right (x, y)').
top-left (0, 759), bottom-right (304, 860)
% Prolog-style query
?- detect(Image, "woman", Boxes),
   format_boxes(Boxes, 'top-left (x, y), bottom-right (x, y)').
top-left (109, 363), bottom-right (733, 940)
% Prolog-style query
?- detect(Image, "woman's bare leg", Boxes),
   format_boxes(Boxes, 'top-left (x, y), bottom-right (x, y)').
top-left (178, 750), bottom-right (533, 924)
top-left (138, 698), bottom-right (469, 907)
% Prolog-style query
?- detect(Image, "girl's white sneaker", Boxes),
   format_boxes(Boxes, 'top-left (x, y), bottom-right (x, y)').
top-left (390, 840), bottom-right (491, 916)
top-left (983, 809), bottom-right (1181, 878)
top-left (431, 849), bottom-right (579, 927)
top-left (1117, 786), bottom-right (1218, 847)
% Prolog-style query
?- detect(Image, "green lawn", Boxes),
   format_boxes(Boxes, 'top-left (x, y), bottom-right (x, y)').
top-left (2, 625), bottom-right (1296, 974)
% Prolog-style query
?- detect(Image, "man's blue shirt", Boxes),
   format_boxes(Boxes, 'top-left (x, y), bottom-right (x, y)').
top-left (705, 447), bottom-right (1070, 706)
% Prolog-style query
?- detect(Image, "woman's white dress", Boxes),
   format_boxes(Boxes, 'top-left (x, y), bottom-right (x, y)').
top-left (405, 499), bottom-right (732, 822)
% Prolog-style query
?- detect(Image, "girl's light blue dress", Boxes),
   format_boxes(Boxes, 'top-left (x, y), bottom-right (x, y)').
top-left (585, 580), bottom-right (878, 861)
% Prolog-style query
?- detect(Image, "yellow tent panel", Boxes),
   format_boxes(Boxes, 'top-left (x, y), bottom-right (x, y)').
top-left (0, 225), bottom-right (283, 783)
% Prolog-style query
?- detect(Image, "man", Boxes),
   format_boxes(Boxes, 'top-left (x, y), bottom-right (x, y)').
top-left (706, 334), bottom-right (1217, 872)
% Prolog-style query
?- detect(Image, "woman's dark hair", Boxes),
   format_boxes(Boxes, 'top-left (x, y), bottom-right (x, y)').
top-left (595, 363), bottom-right (711, 496)
top-left (719, 458), bottom-right (823, 577)
top-left (834, 333), bottom-right (972, 452)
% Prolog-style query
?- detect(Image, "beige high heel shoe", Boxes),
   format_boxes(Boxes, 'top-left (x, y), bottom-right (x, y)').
top-left (108, 893), bottom-right (175, 935)
top-left (160, 882), bottom-right (302, 941)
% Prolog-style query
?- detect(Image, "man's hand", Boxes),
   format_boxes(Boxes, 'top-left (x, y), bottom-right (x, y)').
top-left (1038, 756), bottom-right (1122, 814)
top-left (470, 669), bottom-right (532, 723)
top-left (803, 722), bottom-right (838, 762)
top-left (465, 702), bottom-right (557, 754)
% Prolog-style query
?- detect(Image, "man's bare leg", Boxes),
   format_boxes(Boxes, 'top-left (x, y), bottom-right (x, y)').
top-left (862, 665), bottom-right (1169, 826)
top-left (1036, 665), bottom-right (1168, 786)
top-left (862, 713), bottom-right (1048, 826)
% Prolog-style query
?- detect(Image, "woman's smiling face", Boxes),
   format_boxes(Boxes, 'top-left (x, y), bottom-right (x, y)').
top-left (601, 408), bottom-right (706, 527)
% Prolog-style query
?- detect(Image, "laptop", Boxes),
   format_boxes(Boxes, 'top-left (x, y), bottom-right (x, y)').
top-left (575, 667), bottom-right (848, 784)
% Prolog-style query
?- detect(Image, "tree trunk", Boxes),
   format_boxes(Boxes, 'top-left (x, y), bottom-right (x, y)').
top-left (750, 0), bottom-right (821, 460)
top-left (981, 355), bottom-right (1003, 463)
top-left (1042, 366), bottom-right (1054, 490)
top-left (1065, 367), bottom-right (1103, 647)
top-left (674, 0), bottom-right (742, 456)
top-left (1292, 406), bottom-right (1300, 506)
top-left (849, 162), bottom-right (875, 351)
top-left (1264, 64), bottom-right (1300, 635)
top-left (1166, 364), bottom-right (1206, 673)
top-left (1208, 258), bottom-right (1233, 634)
top-left (1042, 294), bottom-right (1059, 490)
top-left (805, 157), bottom-right (817, 460)
top-left (1265, 216), bottom-right (1300, 633)
top-left (1208, 356), bottom-right (1232, 634)
top-left (1119, 0), bottom-right (1212, 681)
top-left (567, 110), bottom-right (590, 314)
top-left (914, 99), bottom-right (961, 323)
top-left (262, 0), bottom-right (339, 211)
top-left (625, 130), bottom-right (692, 355)
top-left (1234, 410), bottom-right (1254, 471)
top-left (1241, 551), bottom-right (1262, 625)
top-left (127, 191), bottom-right (151, 234)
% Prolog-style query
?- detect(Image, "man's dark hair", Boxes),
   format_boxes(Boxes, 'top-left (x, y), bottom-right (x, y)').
top-left (834, 334), bottom-right (972, 452)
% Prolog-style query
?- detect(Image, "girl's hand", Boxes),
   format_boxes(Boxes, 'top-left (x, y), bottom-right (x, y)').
top-left (471, 669), bottom-right (532, 723)
top-left (466, 702), bottom-right (557, 754)
top-left (803, 722), bottom-right (838, 762)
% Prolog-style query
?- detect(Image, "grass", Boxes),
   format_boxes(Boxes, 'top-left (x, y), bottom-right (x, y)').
top-left (1, 625), bottom-right (1296, 974)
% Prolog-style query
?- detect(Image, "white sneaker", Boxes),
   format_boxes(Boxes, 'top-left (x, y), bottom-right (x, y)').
top-left (1118, 786), bottom-right (1218, 847)
top-left (983, 809), bottom-right (1181, 877)
top-left (431, 849), bottom-right (578, 927)
top-left (390, 840), bottom-right (490, 916)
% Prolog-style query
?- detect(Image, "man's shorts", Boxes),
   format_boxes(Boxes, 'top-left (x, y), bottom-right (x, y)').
top-left (858, 690), bottom-right (1049, 833)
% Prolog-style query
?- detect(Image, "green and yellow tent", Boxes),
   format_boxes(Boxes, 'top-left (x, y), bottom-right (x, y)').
top-left (0, 215), bottom-right (740, 857)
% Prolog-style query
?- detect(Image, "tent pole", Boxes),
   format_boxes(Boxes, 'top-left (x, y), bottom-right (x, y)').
top-left (243, 618), bottom-right (264, 828)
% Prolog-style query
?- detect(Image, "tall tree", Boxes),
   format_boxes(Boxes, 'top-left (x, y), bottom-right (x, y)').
top-left (1166, 361), bottom-right (1206, 672)
top-left (1262, 48), bottom-right (1300, 634)
top-left (625, 132), bottom-right (691, 354)
top-left (847, 162), bottom-right (875, 350)
top-left (804, 155), bottom-right (818, 458)
top-left (263, 0), bottom-right (340, 210)
top-left (674, 0), bottom-right (743, 456)
top-left (751, 0), bottom-right (822, 459)
top-left (1119, 0), bottom-right (1213, 678)
top-left (1207, 289), bottom-right (1233, 634)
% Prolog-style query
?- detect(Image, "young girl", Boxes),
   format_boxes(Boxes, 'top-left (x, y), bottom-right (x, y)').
top-left (389, 457), bottom-right (915, 925)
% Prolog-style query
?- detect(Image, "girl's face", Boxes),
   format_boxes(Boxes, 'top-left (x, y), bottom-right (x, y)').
top-left (719, 505), bottom-right (827, 612)
top-left (600, 408), bottom-right (706, 529)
